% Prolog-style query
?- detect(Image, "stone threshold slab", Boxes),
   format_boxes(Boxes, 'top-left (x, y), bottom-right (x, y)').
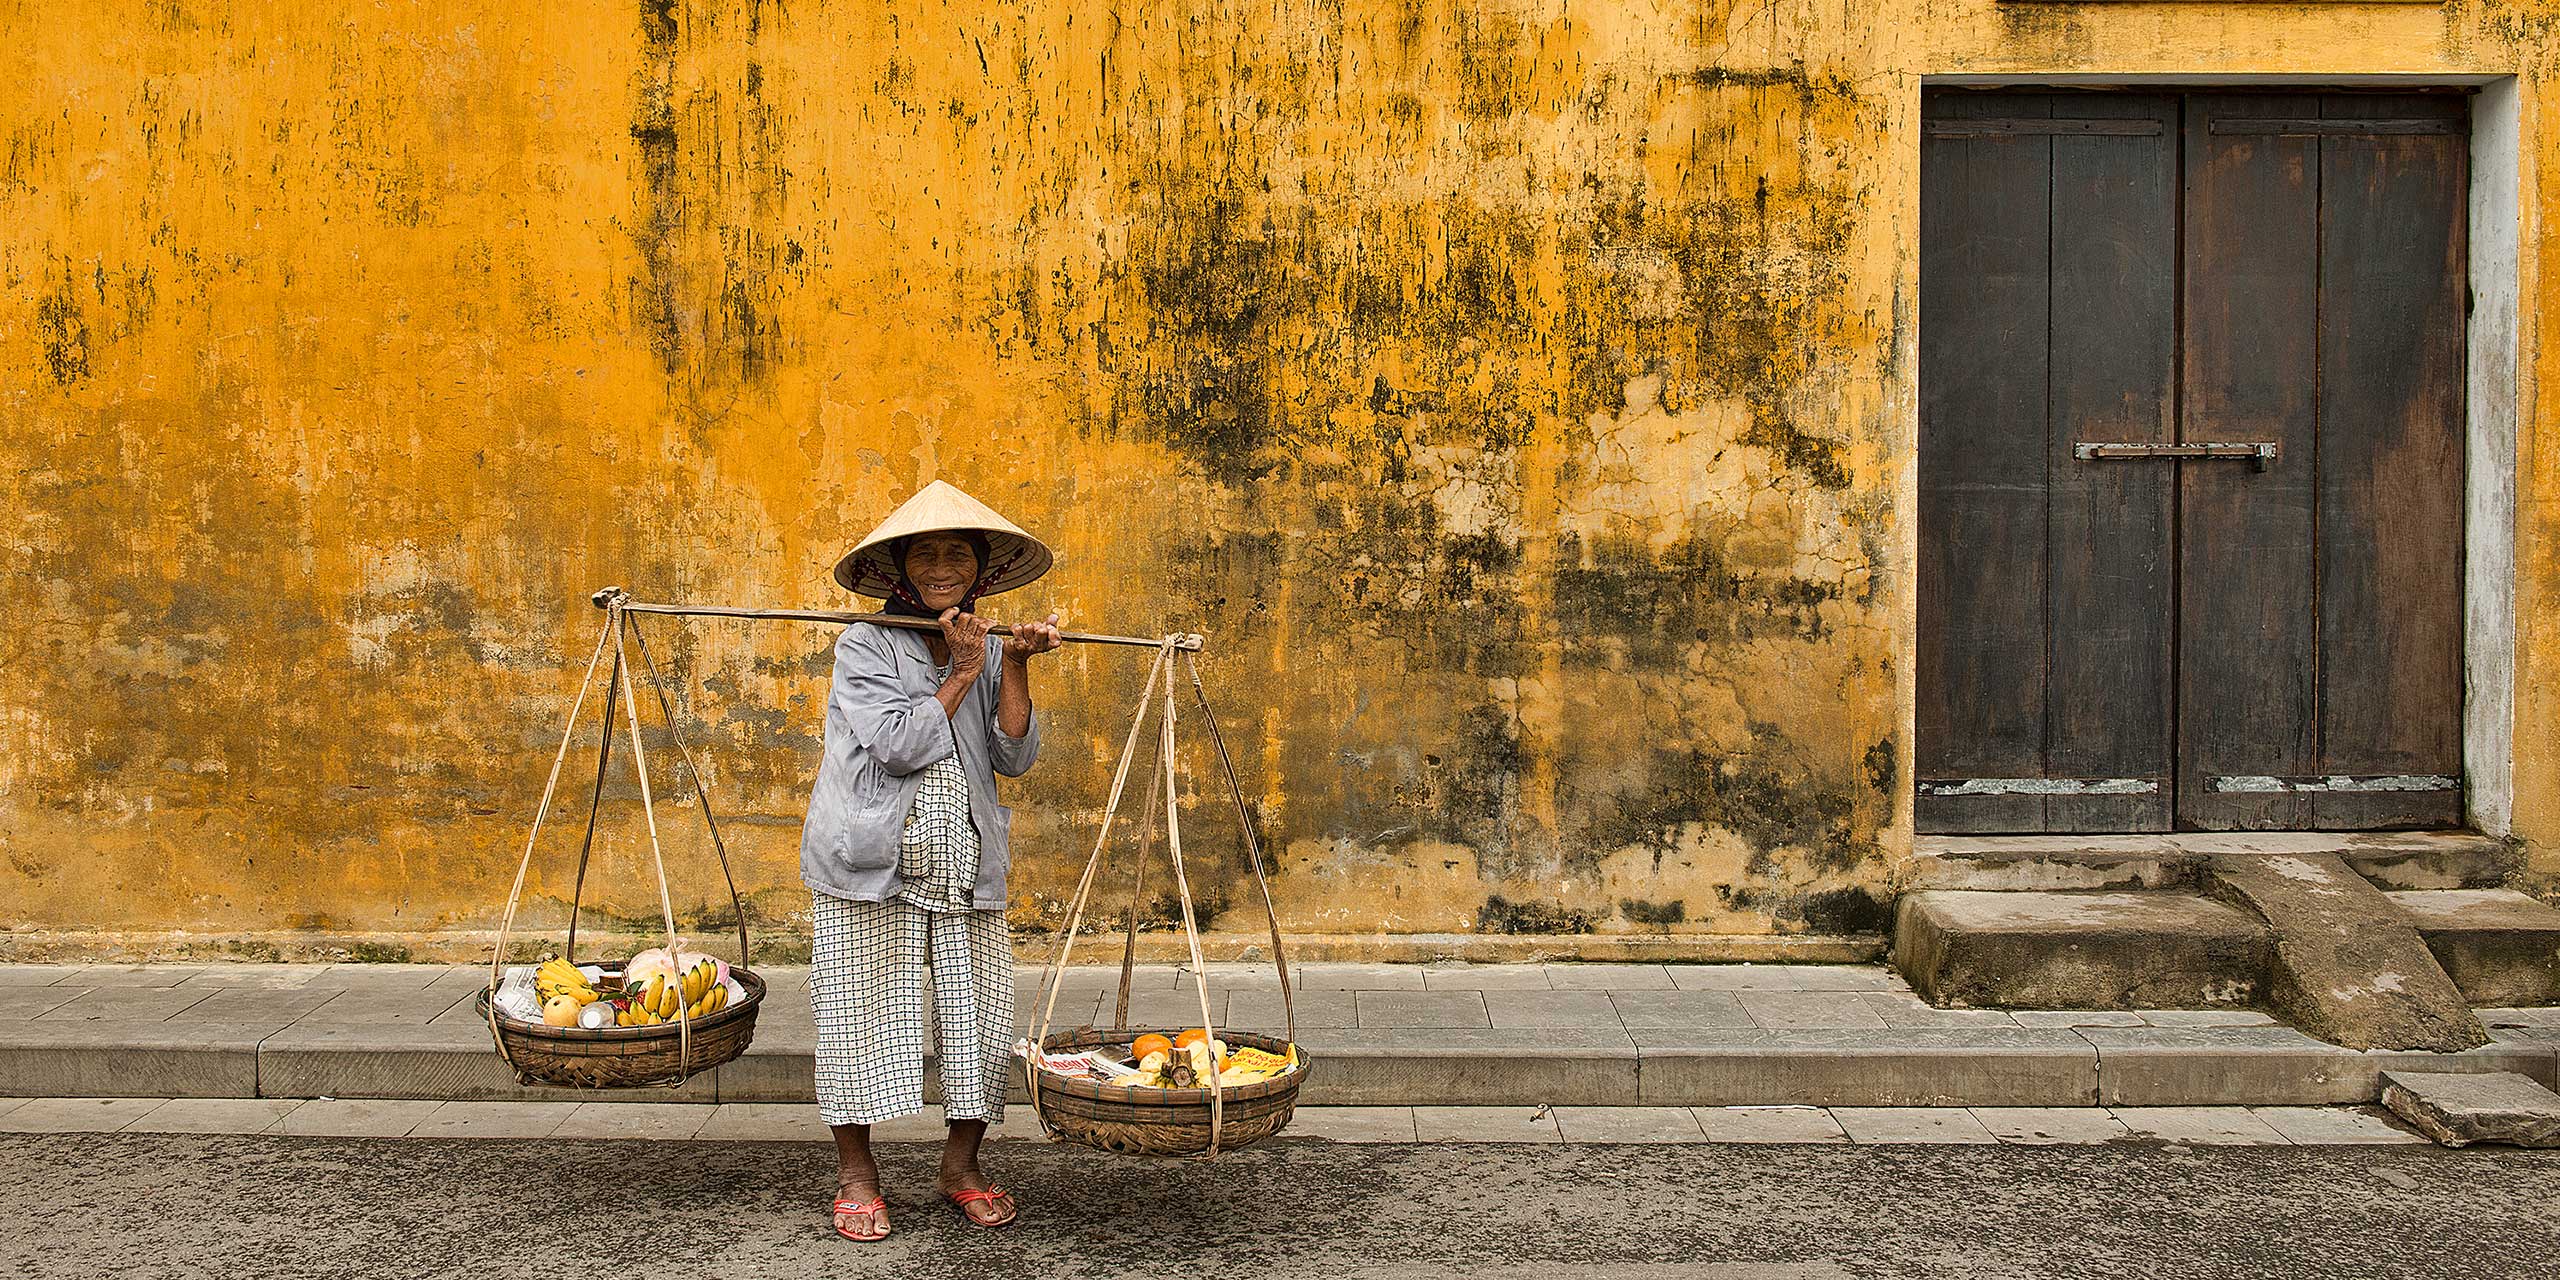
top-left (1909, 831), bottom-right (2514, 893)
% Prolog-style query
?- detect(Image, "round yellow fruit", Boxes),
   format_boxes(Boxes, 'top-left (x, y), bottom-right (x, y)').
top-left (541, 994), bottom-right (582, 1027)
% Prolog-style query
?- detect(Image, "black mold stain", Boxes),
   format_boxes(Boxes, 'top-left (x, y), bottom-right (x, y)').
top-left (1393, 0), bottom-right (1427, 54)
top-left (1862, 739), bottom-right (1895, 799)
top-left (1787, 886), bottom-right (1890, 935)
top-left (1435, 703), bottom-right (1523, 863)
top-left (1120, 197), bottom-right (1287, 485)
top-left (878, 57), bottom-right (918, 112)
top-left (625, 0), bottom-right (790, 389)
top-left (629, 0), bottom-right (684, 376)
top-left (1478, 894), bottom-right (1595, 935)
top-left (1368, 376), bottom-right (1447, 417)
top-left (1619, 897), bottom-right (1686, 927)
top-left (38, 265), bottom-right (88, 386)
top-left (1684, 66), bottom-right (1864, 96)
top-left (1550, 527), bottom-right (1839, 664)
top-left (1583, 738), bottom-right (1864, 872)
top-left (1452, 10), bottom-right (1531, 121)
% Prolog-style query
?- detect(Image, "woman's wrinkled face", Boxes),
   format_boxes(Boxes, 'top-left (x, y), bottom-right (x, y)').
top-left (902, 534), bottom-right (981, 613)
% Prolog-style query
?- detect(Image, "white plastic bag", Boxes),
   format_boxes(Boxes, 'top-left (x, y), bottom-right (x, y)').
top-left (493, 964), bottom-right (542, 1023)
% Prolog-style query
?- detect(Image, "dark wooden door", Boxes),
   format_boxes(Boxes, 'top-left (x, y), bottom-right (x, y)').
top-left (2177, 93), bottom-right (2468, 829)
top-left (1918, 90), bottom-right (2467, 834)
top-left (1919, 92), bottom-right (2181, 833)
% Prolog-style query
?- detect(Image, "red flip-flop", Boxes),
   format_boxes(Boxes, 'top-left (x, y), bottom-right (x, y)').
top-left (947, 1186), bottom-right (1017, 1228)
top-left (832, 1196), bottom-right (890, 1242)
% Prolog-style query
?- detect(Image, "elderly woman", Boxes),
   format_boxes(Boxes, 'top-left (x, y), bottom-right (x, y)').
top-left (801, 481), bottom-right (1063, 1242)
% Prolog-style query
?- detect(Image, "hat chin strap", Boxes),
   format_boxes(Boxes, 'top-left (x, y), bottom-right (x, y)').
top-left (885, 573), bottom-right (987, 619)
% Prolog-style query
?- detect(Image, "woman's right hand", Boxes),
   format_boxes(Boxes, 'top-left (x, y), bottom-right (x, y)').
top-left (938, 608), bottom-right (991, 680)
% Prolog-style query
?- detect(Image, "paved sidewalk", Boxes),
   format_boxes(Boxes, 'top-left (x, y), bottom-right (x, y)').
top-left (3, 961), bottom-right (2554, 1108)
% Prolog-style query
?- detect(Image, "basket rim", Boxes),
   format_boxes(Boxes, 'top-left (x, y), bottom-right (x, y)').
top-left (481, 966), bottom-right (767, 1043)
top-left (1032, 1026), bottom-right (1309, 1105)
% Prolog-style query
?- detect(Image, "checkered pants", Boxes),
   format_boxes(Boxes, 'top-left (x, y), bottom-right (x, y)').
top-left (809, 891), bottom-right (1014, 1126)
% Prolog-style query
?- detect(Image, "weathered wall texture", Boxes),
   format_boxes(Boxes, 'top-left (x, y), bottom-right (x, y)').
top-left (2, 0), bottom-right (2556, 958)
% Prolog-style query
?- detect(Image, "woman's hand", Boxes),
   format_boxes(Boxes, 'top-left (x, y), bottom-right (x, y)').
top-left (938, 608), bottom-right (991, 680)
top-left (1003, 613), bottom-right (1063, 664)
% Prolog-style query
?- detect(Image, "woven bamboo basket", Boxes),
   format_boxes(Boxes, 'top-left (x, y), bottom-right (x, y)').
top-left (484, 601), bottom-right (767, 1091)
top-left (1031, 1028), bottom-right (1309, 1157)
top-left (480, 968), bottom-right (767, 1089)
top-left (1022, 638), bottom-right (1306, 1159)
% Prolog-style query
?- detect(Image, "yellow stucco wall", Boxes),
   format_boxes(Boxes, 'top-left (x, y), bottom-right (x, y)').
top-left (2, 1), bottom-right (2554, 960)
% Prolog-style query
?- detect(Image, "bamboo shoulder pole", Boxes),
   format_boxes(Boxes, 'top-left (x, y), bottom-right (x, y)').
top-left (591, 587), bottom-right (1204, 651)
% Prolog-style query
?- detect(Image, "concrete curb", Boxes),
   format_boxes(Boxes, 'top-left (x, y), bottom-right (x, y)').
top-left (8, 962), bottom-right (2554, 1109)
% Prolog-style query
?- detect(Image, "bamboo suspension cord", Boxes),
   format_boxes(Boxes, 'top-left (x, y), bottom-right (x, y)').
top-left (1182, 651), bottom-right (1295, 1044)
top-left (1113, 733), bottom-right (1165, 1030)
top-left (628, 619), bottom-right (753, 966)
top-left (484, 616), bottom-right (616, 1073)
top-left (1154, 654), bottom-right (1225, 1156)
top-left (609, 614), bottom-right (694, 1077)
top-left (560, 643), bottom-right (622, 965)
top-left (1026, 640), bottom-right (1177, 1126)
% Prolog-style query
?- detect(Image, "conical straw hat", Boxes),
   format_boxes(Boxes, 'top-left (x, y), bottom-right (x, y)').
top-left (832, 479), bottom-right (1053, 600)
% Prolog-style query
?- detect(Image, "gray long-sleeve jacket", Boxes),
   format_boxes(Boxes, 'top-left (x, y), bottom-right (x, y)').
top-left (798, 622), bottom-right (1038, 908)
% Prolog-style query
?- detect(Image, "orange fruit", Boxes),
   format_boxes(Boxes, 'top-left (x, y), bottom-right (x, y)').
top-left (1173, 1028), bottom-right (1210, 1050)
top-left (1131, 1033), bottom-right (1173, 1061)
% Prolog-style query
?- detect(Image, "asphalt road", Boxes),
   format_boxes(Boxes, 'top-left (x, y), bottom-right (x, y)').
top-left (4, 1133), bottom-right (2554, 1280)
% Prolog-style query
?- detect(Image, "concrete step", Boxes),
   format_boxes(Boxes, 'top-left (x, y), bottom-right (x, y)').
top-left (1893, 890), bottom-right (2276, 1010)
top-left (2381, 1069), bottom-right (2560, 1147)
top-left (1910, 832), bottom-right (2516, 893)
top-left (2388, 890), bottom-right (2560, 1006)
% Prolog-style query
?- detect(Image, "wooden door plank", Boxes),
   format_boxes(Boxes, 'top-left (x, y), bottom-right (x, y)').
top-left (2045, 93), bottom-right (2180, 832)
top-left (2310, 93), bottom-right (2468, 828)
top-left (2179, 94), bottom-right (2322, 830)
top-left (1919, 92), bottom-right (2054, 832)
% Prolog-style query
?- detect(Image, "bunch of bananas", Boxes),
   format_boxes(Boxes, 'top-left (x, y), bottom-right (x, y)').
top-left (613, 960), bottom-right (730, 1027)
top-left (1222, 1046), bottom-right (1296, 1077)
top-left (534, 959), bottom-right (600, 1006)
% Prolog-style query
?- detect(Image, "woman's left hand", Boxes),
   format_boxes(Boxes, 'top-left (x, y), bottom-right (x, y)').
top-left (1003, 613), bottom-right (1063, 662)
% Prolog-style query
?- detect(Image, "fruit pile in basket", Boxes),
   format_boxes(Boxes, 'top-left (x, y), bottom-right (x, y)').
top-left (1027, 1028), bottom-right (1301, 1090)
top-left (498, 946), bottom-right (748, 1031)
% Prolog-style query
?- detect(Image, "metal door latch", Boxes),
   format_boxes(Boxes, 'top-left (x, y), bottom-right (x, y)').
top-left (2073, 441), bottom-right (2279, 470)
